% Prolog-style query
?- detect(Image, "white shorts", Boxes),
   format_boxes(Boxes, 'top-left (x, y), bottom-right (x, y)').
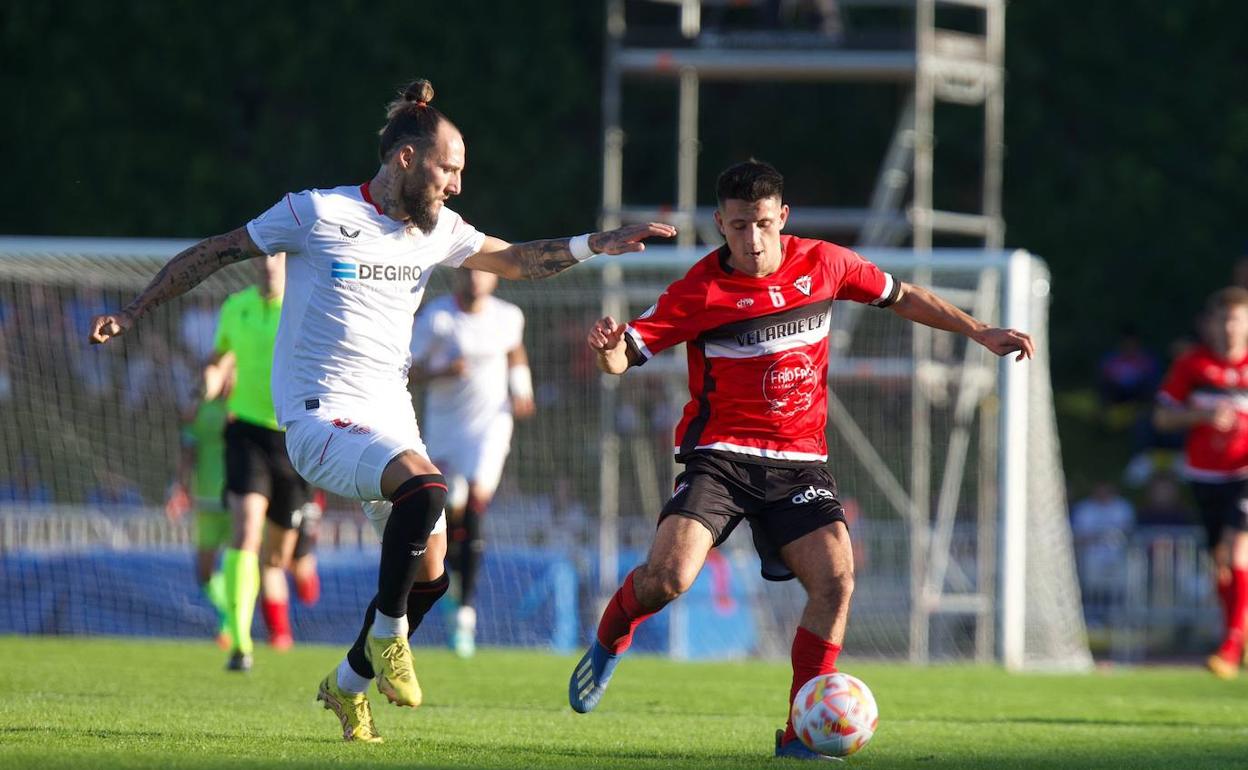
top-left (284, 411), bottom-right (447, 539)
top-left (425, 415), bottom-right (514, 500)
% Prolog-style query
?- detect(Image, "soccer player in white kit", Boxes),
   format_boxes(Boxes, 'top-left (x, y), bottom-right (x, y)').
top-left (409, 268), bottom-right (535, 658)
top-left (87, 77), bottom-right (676, 743)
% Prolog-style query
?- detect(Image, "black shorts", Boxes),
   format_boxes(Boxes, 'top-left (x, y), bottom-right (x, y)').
top-left (224, 419), bottom-right (309, 530)
top-left (1189, 479), bottom-right (1248, 549)
top-left (659, 452), bottom-right (847, 581)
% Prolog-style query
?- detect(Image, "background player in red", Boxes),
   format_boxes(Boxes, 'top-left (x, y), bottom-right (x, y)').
top-left (1155, 287), bottom-right (1248, 679)
top-left (567, 160), bottom-right (1033, 760)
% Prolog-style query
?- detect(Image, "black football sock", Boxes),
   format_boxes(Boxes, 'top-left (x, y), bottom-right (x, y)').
top-left (376, 474), bottom-right (447, 618)
top-left (407, 573), bottom-right (451, 632)
top-left (346, 597), bottom-right (378, 679)
top-left (458, 502), bottom-right (485, 608)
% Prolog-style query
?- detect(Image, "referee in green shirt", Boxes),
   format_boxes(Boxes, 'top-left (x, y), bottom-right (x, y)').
top-left (214, 252), bottom-right (311, 671)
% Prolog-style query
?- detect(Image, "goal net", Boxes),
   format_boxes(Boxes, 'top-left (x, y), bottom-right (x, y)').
top-left (0, 237), bottom-right (1089, 670)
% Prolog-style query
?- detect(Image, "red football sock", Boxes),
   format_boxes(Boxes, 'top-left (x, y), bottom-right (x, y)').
top-left (595, 570), bottom-right (659, 654)
top-left (261, 598), bottom-right (291, 641)
top-left (296, 571), bottom-right (321, 605)
top-left (1217, 568), bottom-right (1248, 661)
top-left (782, 626), bottom-right (842, 745)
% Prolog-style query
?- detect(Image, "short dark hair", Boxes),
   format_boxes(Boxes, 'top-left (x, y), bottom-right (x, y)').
top-left (1207, 286), bottom-right (1248, 313)
top-left (716, 160), bottom-right (784, 206)
top-left (378, 78), bottom-right (455, 162)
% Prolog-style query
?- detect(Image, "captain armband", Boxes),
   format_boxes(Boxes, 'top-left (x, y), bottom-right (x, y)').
top-left (871, 273), bottom-right (902, 308)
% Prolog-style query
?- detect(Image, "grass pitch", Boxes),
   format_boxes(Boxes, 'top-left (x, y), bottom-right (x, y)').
top-left (1, 636), bottom-right (1246, 769)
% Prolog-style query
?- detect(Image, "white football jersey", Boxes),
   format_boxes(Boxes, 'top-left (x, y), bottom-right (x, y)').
top-left (410, 294), bottom-right (524, 439)
top-left (247, 184), bottom-right (486, 425)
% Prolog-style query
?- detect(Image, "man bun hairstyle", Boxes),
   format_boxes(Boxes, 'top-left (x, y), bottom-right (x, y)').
top-left (378, 78), bottom-right (452, 161)
top-left (716, 159), bottom-right (784, 207)
top-left (403, 79), bottom-right (435, 106)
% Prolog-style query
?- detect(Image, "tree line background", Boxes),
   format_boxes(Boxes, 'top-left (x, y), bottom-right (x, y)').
top-left (3, 1), bottom-right (1246, 386)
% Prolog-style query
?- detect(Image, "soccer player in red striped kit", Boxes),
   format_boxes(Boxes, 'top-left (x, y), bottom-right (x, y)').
top-left (568, 160), bottom-right (1034, 760)
top-left (1155, 287), bottom-right (1248, 679)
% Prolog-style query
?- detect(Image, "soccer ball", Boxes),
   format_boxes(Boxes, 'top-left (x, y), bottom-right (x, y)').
top-left (790, 672), bottom-right (879, 757)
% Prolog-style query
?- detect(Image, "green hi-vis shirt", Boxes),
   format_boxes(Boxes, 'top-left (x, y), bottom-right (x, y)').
top-left (215, 285), bottom-right (282, 431)
top-left (185, 397), bottom-right (227, 506)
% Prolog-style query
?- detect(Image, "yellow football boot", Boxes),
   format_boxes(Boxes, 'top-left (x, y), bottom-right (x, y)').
top-left (366, 635), bottom-right (422, 707)
top-left (1206, 653), bottom-right (1239, 680)
top-left (317, 672), bottom-right (383, 743)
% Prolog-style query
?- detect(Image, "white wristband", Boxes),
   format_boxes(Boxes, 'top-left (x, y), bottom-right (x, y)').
top-left (508, 364), bottom-right (534, 400)
top-left (569, 233), bottom-right (596, 262)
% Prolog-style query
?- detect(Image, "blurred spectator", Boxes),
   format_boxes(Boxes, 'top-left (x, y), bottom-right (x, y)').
top-left (64, 287), bottom-right (110, 342)
top-left (86, 472), bottom-right (144, 509)
top-left (0, 335), bottom-right (13, 405)
top-left (1135, 471), bottom-right (1195, 527)
top-left (1071, 481), bottom-right (1136, 594)
top-left (1098, 324), bottom-right (1160, 409)
top-left (0, 454), bottom-right (52, 505)
top-left (179, 294), bottom-right (220, 362)
top-left (124, 337), bottom-right (195, 412)
top-left (14, 285), bottom-right (65, 355)
top-left (70, 336), bottom-right (117, 399)
top-left (549, 476), bottom-right (591, 550)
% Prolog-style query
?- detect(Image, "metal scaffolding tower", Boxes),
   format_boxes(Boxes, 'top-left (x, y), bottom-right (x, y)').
top-left (598, 0), bottom-right (1010, 664)
top-left (601, 0), bottom-right (1004, 250)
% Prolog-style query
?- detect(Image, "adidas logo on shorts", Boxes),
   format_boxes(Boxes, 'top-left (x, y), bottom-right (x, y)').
top-left (791, 486), bottom-right (836, 505)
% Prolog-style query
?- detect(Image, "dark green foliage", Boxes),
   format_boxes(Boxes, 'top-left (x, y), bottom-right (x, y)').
top-left (1005, 2), bottom-right (1248, 380)
top-left (3, 2), bottom-right (1247, 381)
top-left (0, 2), bottom-right (603, 240)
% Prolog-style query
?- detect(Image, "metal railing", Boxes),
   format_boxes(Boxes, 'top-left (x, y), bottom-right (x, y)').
top-left (1077, 525), bottom-right (1218, 661)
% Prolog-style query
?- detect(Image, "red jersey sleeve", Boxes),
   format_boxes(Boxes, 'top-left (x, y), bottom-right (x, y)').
top-left (822, 243), bottom-right (900, 307)
top-left (1158, 353), bottom-right (1196, 406)
top-left (623, 277), bottom-right (704, 364)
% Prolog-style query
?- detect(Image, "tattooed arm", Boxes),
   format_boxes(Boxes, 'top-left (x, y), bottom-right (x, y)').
top-left (88, 227), bottom-right (264, 344)
top-left (461, 223), bottom-right (677, 281)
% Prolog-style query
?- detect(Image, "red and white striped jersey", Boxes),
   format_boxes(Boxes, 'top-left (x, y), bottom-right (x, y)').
top-left (1158, 344), bottom-right (1248, 481)
top-left (624, 235), bottom-right (898, 465)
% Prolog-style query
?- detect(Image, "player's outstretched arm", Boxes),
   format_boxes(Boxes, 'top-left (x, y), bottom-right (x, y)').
top-left (88, 227), bottom-right (264, 345)
top-left (1153, 400), bottom-right (1235, 433)
top-left (462, 223), bottom-right (677, 281)
top-left (588, 316), bottom-right (635, 375)
top-left (889, 282), bottom-right (1035, 361)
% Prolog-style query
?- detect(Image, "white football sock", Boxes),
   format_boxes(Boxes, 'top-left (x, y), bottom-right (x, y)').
top-left (337, 657), bottom-right (370, 695)
top-left (371, 610), bottom-right (408, 639)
